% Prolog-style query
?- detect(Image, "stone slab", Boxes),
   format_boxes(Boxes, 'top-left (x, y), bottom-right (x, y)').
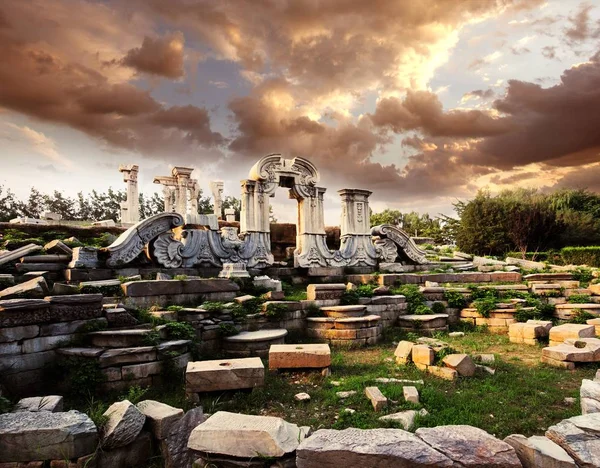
top-left (186, 357), bottom-right (265, 393)
top-left (268, 344), bottom-right (331, 369)
top-left (224, 329), bottom-right (288, 343)
top-left (136, 400), bottom-right (184, 440)
top-left (365, 386), bottom-right (387, 411)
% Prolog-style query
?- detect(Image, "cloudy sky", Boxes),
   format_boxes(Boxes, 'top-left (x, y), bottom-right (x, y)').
top-left (1, 0), bottom-right (600, 223)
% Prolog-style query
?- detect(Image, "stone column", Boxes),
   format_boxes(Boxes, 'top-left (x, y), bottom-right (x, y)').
top-left (338, 189), bottom-right (372, 235)
top-left (210, 181), bottom-right (224, 219)
top-left (187, 180), bottom-right (201, 224)
top-left (172, 167), bottom-right (193, 218)
top-left (225, 208), bottom-right (236, 222)
top-left (240, 180), bottom-right (257, 233)
top-left (119, 164), bottom-right (140, 224)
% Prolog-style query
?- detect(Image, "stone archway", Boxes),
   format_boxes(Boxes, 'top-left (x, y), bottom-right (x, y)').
top-left (240, 154), bottom-right (379, 268)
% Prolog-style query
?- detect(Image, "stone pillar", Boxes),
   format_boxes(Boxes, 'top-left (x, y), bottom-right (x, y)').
top-left (338, 189), bottom-right (372, 235)
top-left (119, 164), bottom-right (140, 224)
top-left (188, 180), bottom-right (201, 224)
top-left (210, 181), bottom-right (224, 219)
top-left (240, 180), bottom-right (257, 233)
top-left (225, 208), bottom-right (236, 222)
top-left (172, 167), bottom-right (193, 218)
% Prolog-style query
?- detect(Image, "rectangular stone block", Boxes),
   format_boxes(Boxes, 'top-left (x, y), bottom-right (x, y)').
top-left (365, 386), bottom-right (387, 411)
top-left (306, 284), bottom-right (346, 301)
top-left (549, 324), bottom-right (595, 344)
top-left (22, 335), bottom-right (74, 353)
top-left (412, 345), bottom-right (435, 366)
top-left (268, 344), bottom-right (331, 370)
top-left (186, 357), bottom-right (265, 393)
top-left (0, 325), bottom-right (39, 343)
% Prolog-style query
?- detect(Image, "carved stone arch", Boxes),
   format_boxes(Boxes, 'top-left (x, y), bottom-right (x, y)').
top-left (248, 154), bottom-right (320, 198)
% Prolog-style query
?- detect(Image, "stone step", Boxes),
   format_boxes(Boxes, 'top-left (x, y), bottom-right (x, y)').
top-left (88, 326), bottom-right (167, 348)
top-left (223, 329), bottom-right (288, 358)
top-left (320, 305), bottom-right (366, 318)
top-left (306, 315), bottom-right (381, 330)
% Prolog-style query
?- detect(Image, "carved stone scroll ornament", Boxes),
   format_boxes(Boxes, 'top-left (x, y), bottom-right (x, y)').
top-left (103, 213), bottom-right (184, 267)
top-left (373, 237), bottom-right (399, 263)
top-left (370, 224), bottom-right (429, 264)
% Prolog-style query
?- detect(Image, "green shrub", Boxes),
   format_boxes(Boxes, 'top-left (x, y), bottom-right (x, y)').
top-left (444, 291), bottom-right (467, 309)
top-left (202, 301), bottom-right (225, 313)
top-left (166, 305), bottom-right (184, 312)
top-left (561, 247), bottom-right (600, 267)
top-left (473, 296), bottom-right (498, 318)
top-left (393, 285), bottom-right (426, 314)
top-left (305, 303), bottom-right (323, 317)
top-left (119, 385), bottom-right (148, 404)
top-left (431, 302), bottom-right (446, 314)
top-left (164, 322), bottom-right (196, 341)
top-left (264, 303), bottom-right (288, 320)
top-left (46, 357), bottom-right (106, 397)
top-left (506, 251), bottom-right (551, 262)
top-left (568, 294), bottom-right (592, 304)
top-left (142, 329), bottom-right (162, 346)
top-left (571, 310), bottom-right (596, 324)
top-left (173, 274), bottom-right (189, 281)
top-left (281, 282), bottom-right (307, 301)
top-left (514, 307), bottom-right (541, 322)
top-left (340, 290), bottom-right (360, 305)
top-left (355, 284), bottom-right (376, 297)
top-left (219, 323), bottom-right (239, 336)
top-left (571, 267), bottom-right (594, 285)
top-left (414, 304), bottom-right (433, 315)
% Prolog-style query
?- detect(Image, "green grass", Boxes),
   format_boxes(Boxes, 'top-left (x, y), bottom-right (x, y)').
top-left (61, 330), bottom-right (594, 440)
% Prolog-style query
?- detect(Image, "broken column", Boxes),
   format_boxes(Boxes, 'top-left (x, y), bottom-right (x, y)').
top-left (210, 181), bottom-right (224, 219)
top-left (119, 164), bottom-right (140, 225)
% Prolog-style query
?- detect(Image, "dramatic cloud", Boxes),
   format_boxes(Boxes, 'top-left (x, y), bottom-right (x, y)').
top-left (565, 2), bottom-right (599, 43)
top-left (122, 32), bottom-right (185, 78)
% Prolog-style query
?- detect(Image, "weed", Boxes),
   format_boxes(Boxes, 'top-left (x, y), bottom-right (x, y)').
top-left (143, 329), bottom-right (162, 346)
top-left (173, 275), bottom-right (189, 281)
top-left (305, 303), bottom-right (323, 317)
top-left (166, 305), bottom-right (184, 312)
top-left (202, 301), bottom-right (225, 313)
top-left (264, 303), bottom-right (288, 320)
top-left (444, 291), bottom-right (467, 309)
top-left (392, 285), bottom-right (426, 314)
top-left (85, 395), bottom-right (109, 428)
top-left (164, 322), bottom-right (196, 341)
top-left (119, 385), bottom-right (148, 404)
top-left (571, 310), bottom-right (596, 324)
top-left (473, 296), bottom-right (498, 318)
top-left (568, 294), bottom-right (592, 304)
top-left (340, 290), bottom-right (361, 305)
top-left (219, 323), bottom-right (240, 336)
top-left (431, 302), bottom-right (446, 314)
top-left (414, 304), bottom-right (433, 315)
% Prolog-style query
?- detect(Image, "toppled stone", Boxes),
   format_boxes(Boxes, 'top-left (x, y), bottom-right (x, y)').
top-left (412, 345), bottom-right (434, 366)
top-left (0, 277), bottom-right (49, 299)
top-left (269, 343), bottom-right (331, 369)
top-left (365, 386), bottom-right (387, 411)
top-left (97, 430), bottom-right (152, 468)
top-left (375, 378), bottom-right (424, 385)
top-left (295, 392), bottom-right (311, 401)
top-left (44, 239), bottom-right (73, 255)
top-left (581, 379), bottom-right (600, 414)
top-left (101, 400), bottom-right (146, 449)
top-left (0, 410), bottom-right (97, 462)
top-left (160, 407), bottom-right (206, 468)
top-left (379, 409), bottom-right (429, 430)
top-left (136, 400), bottom-right (183, 440)
top-left (415, 425), bottom-right (522, 467)
top-left (394, 341), bottom-right (414, 364)
top-left (474, 354), bottom-right (495, 365)
top-left (13, 396), bottom-right (63, 413)
top-left (187, 411), bottom-right (307, 458)
top-left (336, 391), bottom-right (356, 399)
top-left (449, 332), bottom-right (465, 337)
top-left (546, 413), bottom-right (600, 468)
top-left (443, 354), bottom-right (476, 377)
top-left (296, 428), bottom-right (454, 468)
top-left (186, 357), bottom-right (265, 393)
top-left (428, 365), bottom-right (458, 380)
top-left (504, 434), bottom-right (576, 468)
top-left (403, 386), bottom-right (419, 404)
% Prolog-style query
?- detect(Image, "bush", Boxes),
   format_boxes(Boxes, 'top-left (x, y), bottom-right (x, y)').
top-left (571, 310), bottom-right (596, 324)
top-left (46, 357), bottom-right (106, 397)
top-left (431, 302), bottom-right (446, 314)
top-left (473, 296), bottom-right (498, 318)
top-left (393, 285), bottom-right (426, 314)
top-left (444, 291), bottom-right (467, 309)
top-left (355, 284), bottom-right (376, 297)
top-left (164, 322), bottom-right (196, 341)
top-left (340, 290), bottom-right (360, 305)
top-left (264, 303), bottom-right (287, 320)
top-left (571, 267), bottom-right (594, 285)
top-left (414, 304), bottom-right (433, 315)
top-left (219, 323), bottom-right (239, 336)
top-left (561, 247), bottom-right (600, 267)
top-left (568, 294), bottom-right (592, 304)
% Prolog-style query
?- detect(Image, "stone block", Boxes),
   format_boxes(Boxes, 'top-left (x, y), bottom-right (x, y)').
top-left (160, 407), bottom-right (206, 468)
top-left (13, 396), bottom-right (63, 413)
top-left (22, 335), bottom-right (74, 353)
top-left (186, 357), bottom-right (265, 393)
top-left (44, 240), bottom-right (73, 256)
top-left (503, 434), bottom-right (576, 468)
top-left (365, 386), bottom-right (387, 411)
top-left (306, 284), bottom-right (346, 301)
top-left (136, 400), bottom-right (183, 440)
top-left (549, 324), bottom-right (596, 344)
top-left (403, 386), bottom-right (419, 404)
top-left (0, 244), bottom-right (43, 267)
top-left (101, 400), bottom-right (145, 450)
top-left (0, 277), bottom-right (49, 299)
top-left (412, 345), bottom-right (434, 366)
top-left (268, 344), bottom-right (331, 369)
top-left (428, 365), bottom-right (458, 380)
top-left (296, 428), bottom-right (453, 467)
top-left (0, 324), bottom-right (39, 343)
top-left (416, 425), bottom-right (521, 467)
top-left (394, 340), bottom-right (414, 364)
top-left (68, 247), bottom-right (99, 269)
top-left (187, 411), bottom-right (307, 458)
top-left (442, 354), bottom-right (476, 377)
top-left (0, 411), bottom-right (97, 462)
top-left (545, 413), bottom-right (600, 468)
top-left (98, 347), bottom-right (157, 368)
top-left (0, 350), bottom-right (56, 375)
top-left (97, 431), bottom-right (152, 468)
top-left (540, 355), bottom-right (576, 369)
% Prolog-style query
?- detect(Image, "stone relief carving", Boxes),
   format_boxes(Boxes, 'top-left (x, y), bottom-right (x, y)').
top-left (371, 224), bottom-right (429, 264)
top-left (104, 213), bottom-right (185, 267)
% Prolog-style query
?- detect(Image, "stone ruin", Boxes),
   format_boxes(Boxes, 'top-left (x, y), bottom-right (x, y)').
top-left (104, 153), bottom-right (428, 271)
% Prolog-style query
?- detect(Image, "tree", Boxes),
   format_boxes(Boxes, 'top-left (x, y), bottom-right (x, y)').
top-left (223, 196), bottom-right (241, 221)
top-left (370, 209), bottom-right (402, 227)
top-left (0, 185), bottom-right (20, 222)
top-left (43, 191), bottom-right (76, 219)
top-left (20, 188), bottom-right (44, 218)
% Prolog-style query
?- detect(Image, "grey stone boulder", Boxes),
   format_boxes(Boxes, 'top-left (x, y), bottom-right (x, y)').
top-left (546, 413), bottom-right (600, 468)
top-left (101, 400), bottom-right (145, 449)
top-left (580, 379), bottom-right (600, 414)
top-left (13, 395), bottom-right (63, 413)
top-left (0, 410), bottom-right (98, 462)
top-left (98, 430), bottom-right (152, 468)
top-left (136, 399), bottom-right (184, 440)
top-left (188, 411), bottom-right (307, 459)
top-left (504, 434), bottom-right (576, 468)
top-left (161, 407), bottom-right (206, 468)
top-left (296, 427), bottom-right (454, 467)
top-left (415, 425), bottom-right (521, 467)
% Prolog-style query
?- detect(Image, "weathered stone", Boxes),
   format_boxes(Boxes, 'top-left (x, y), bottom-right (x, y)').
top-left (13, 396), bottom-right (63, 413)
top-left (186, 357), bottom-right (265, 393)
top-left (504, 434), bottom-right (576, 468)
top-left (268, 344), bottom-right (331, 369)
top-left (549, 324), bottom-right (595, 345)
top-left (0, 410), bottom-right (97, 462)
top-left (412, 345), bottom-right (434, 366)
top-left (97, 430), bottom-right (152, 468)
top-left (546, 413), bottom-right (600, 468)
top-left (378, 409), bottom-right (428, 431)
top-left (40, 318), bottom-right (107, 337)
top-left (0, 277), bottom-right (49, 299)
top-left (98, 346), bottom-right (158, 368)
top-left (136, 400), bottom-right (183, 440)
top-left (365, 386), bottom-right (387, 411)
top-left (68, 247), bottom-right (99, 268)
top-left (403, 386), bottom-right (419, 404)
top-left (295, 392), bottom-right (311, 401)
top-left (306, 284), bottom-right (346, 301)
top-left (442, 354), bottom-right (476, 377)
top-left (542, 344), bottom-right (597, 363)
top-left (416, 425), bottom-right (521, 467)
top-left (161, 407), bottom-right (206, 468)
top-left (0, 244), bottom-right (43, 267)
top-left (580, 379), bottom-right (600, 414)
top-left (187, 411), bottom-right (307, 458)
top-left (394, 341), bottom-right (414, 364)
top-left (0, 324), bottom-right (39, 343)
top-left (296, 428), bottom-right (453, 468)
top-left (44, 240), bottom-right (73, 256)
top-left (101, 400), bottom-right (146, 449)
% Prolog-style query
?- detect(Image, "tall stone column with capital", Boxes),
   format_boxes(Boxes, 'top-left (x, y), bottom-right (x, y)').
top-left (119, 164), bottom-right (140, 225)
top-left (337, 188), bottom-right (378, 266)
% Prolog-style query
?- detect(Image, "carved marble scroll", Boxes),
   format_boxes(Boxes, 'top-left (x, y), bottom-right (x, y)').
top-left (104, 213), bottom-right (185, 267)
top-left (371, 224), bottom-right (429, 264)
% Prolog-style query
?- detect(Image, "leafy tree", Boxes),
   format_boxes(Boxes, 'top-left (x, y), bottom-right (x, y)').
top-left (370, 209), bottom-right (402, 227)
top-left (0, 185), bottom-right (20, 222)
top-left (43, 191), bottom-right (76, 219)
